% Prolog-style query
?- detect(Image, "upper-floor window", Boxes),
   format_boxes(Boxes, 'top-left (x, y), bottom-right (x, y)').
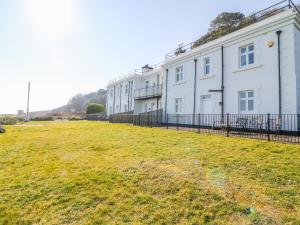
top-left (239, 90), bottom-right (254, 113)
top-left (110, 90), bottom-right (113, 98)
top-left (204, 57), bottom-right (211, 75)
top-left (175, 66), bottom-right (184, 83)
top-left (175, 98), bottom-right (183, 113)
top-left (125, 84), bottom-right (128, 94)
top-left (119, 85), bottom-right (122, 97)
top-left (240, 44), bottom-right (254, 67)
top-left (145, 81), bottom-right (149, 88)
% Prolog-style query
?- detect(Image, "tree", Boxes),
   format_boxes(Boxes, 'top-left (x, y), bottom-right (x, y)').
top-left (193, 12), bottom-right (245, 48)
top-left (86, 103), bottom-right (105, 114)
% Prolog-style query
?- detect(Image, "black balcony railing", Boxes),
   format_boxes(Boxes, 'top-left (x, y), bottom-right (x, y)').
top-left (134, 85), bottom-right (163, 100)
top-left (109, 113), bottom-right (300, 143)
top-left (165, 0), bottom-right (300, 59)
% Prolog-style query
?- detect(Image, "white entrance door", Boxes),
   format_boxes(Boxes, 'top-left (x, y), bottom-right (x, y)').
top-left (200, 95), bottom-right (212, 114)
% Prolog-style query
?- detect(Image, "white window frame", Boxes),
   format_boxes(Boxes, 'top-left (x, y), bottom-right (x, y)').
top-left (175, 98), bottom-right (183, 114)
top-left (239, 90), bottom-right (254, 113)
top-left (204, 57), bottom-right (211, 76)
top-left (175, 66), bottom-right (184, 83)
top-left (240, 44), bottom-right (255, 68)
top-left (145, 81), bottom-right (150, 88)
top-left (145, 103), bottom-right (148, 112)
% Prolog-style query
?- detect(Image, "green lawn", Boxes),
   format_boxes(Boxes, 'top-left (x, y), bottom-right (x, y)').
top-left (0, 121), bottom-right (299, 225)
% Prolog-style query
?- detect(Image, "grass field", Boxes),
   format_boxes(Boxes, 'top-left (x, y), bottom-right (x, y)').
top-left (0, 121), bottom-right (299, 225)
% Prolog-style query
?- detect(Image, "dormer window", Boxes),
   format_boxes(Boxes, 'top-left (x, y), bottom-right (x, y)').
top-left (240, 44), bottom-right (254, 67)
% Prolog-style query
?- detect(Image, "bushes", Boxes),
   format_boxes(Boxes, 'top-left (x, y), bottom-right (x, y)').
top-left (86, 104), bottom-right (105, 114)
top-left (0, 116), bottom-right (23, 125)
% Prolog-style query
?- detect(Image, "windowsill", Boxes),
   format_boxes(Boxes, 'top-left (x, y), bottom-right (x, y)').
top-left (233, 64), bottom-right (262, 73)
top-left (173, 81), bottom-right (186, 86)
top-left (199, 74), bottom-right (215, 80)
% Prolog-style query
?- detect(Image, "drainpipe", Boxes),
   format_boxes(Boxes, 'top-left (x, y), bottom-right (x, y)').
top-left (221, 46), bottom-right (225, 119)
top-left (119, 85), bottom-right (122, 113)
top-left (113, 85), bottom-right (116, 114)
top-left (164, 69), bottom-right (169, 122)
top-left (193, 59), bottom-right (198, 125)
top-left (276, 30), bottom-right (282, 115)
top-left (127, 81), bottom-right (130, 112)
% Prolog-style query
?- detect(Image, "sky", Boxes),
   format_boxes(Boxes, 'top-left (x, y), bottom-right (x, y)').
top-left (1, 0), bottom-right (297, 114)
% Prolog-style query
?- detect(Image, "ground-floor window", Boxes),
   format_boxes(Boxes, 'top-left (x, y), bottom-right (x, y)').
top-left (124, 104), bottom-right (128, 112)
top-left (151, 103), bottom-right (155, 111)
top-left (239, 90), bottom-right (254, 113)
top-left (175, 98), bottom-right (183, 113)
top-left (145, 103), bottom-right (148, 112)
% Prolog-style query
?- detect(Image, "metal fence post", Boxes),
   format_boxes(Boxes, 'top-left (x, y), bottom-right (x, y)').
top-left (267, 113), bottom-right (271, 141)
top-left (226, 113), bottom-right (230, 137)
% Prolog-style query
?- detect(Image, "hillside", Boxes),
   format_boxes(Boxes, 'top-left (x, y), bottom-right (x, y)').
top-left (51, 89), bottom-right (106, 114)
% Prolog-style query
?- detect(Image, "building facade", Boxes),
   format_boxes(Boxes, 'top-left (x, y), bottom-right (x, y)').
top-left (107, 7), bottom-right (300, 120)
top-left (106, 65), bottom-right (163, 116)
top-left (163, 9), bottom-right (300, 117)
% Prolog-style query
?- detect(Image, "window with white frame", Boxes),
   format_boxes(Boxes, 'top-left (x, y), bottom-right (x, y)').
top-left (124, 104), bottom-right (128, 112)
top-left (109, 106), bottom-right (113, 114)
top-left (151, 102), bottom-right (155, 110)
top-left (240, 44), bottom-right (254, 67)
top-left (239, 91), bottom-right (254, 113)
top-left (119, 85), bottom-right (122, 96)
top-left (175, 98), bottom-right (183, 113)
top-left (175, 66), bottom-right (184, 83)
top-left (110, 90), bottom-right (113, 98)
top-left (125, 84), bottom-right (128, 94)
top-left (204, 57), bottom-right (211, 75)
top-left (145, 81), bottom-right (149, 88)
top-left (145, 103), bottom-right (148, 112)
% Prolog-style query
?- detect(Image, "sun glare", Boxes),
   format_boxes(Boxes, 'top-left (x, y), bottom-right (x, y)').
top-left (26, 0), bottom-right (74, 40)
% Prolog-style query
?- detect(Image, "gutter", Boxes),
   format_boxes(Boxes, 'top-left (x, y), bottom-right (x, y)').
top-left (164, 69), bottom-right (169, 122)
top-left (221, 46), bottom-right (225, 118)
top-left (276, 30), bottom-right (282, 115)
top-left (127, 81), bottom-right (130, 112)
top-left (193, 59), bottom-right (197, 124)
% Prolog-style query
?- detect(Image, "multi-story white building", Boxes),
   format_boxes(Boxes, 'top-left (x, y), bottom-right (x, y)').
top-left (106, 64), bottom-right (163, 116)
top-left (163, 9), bottom-right (300, 118)
top-left (107, 4), bottom-right (300, 121)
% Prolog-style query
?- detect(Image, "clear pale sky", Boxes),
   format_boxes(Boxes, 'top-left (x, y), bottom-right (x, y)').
top-left (1, 0), bottom-right (296, 114)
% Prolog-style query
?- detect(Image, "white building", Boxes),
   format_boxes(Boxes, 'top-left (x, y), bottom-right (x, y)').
top-left (106, 64), bottom-right (163, 116)
top-left (163, 9), bottom-right (300, 118)
top-left (107, 6), bottom-right (300, 122)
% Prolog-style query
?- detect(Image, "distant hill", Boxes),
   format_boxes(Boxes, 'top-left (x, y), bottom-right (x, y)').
top-left (51, 89), bottom-right (107, 115)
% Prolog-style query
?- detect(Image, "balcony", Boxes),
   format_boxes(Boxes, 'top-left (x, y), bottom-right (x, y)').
top-left (134, 85), bottom-right (162, 100)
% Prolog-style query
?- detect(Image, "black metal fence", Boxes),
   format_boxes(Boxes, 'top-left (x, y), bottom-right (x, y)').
top-left (109, 112), bottom-right (300, 143)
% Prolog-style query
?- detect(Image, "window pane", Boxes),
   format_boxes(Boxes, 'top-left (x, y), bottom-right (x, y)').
top-left (205, 65), bottom-right (210, 75)
top-left (240, 92), bottom-right (246, 98)
top-left (248, 53), bottom-right (254, 64)
top-left (241, 55), bottom-right (247, 66)
top-left (240, 100), bottom-right (246, 111)
top-left (248, 91), bottom-right (254, 98)
top-left (248, 100), bottom-right (254, 111)
top-left (241, 47), bottom-right (246, 54)
top-left (248, 45), bottom-right (254, 52)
